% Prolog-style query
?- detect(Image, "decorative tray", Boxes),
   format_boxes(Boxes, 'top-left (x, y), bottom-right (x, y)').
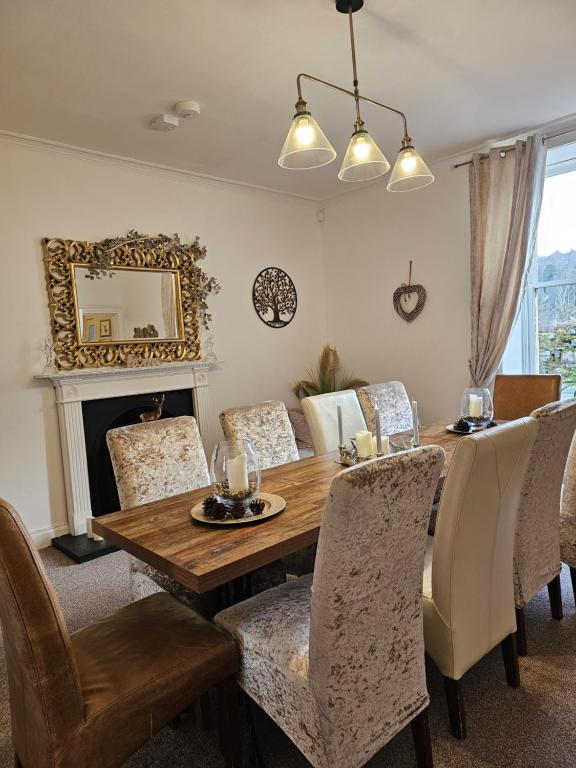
top-left (191, 492), bottom-right (286, 526)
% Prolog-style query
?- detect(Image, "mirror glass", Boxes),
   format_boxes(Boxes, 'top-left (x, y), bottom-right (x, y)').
top-left (73, 266), bottom-right (183, 343)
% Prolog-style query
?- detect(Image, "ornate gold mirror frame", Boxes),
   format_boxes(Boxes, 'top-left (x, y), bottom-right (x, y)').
top-left (42, 231), bottom-right (220, 370)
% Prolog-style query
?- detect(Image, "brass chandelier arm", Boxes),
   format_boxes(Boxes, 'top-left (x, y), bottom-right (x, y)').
top-left (296, 72), bottom-right (410, 141)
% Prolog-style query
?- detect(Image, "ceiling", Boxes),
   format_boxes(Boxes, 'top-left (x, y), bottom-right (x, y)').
top-left (1, 0), bottom-right (576, 199)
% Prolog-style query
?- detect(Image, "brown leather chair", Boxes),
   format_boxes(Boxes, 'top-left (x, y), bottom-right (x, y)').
top-left (493, 374), bottom-right (561, 420)
top-left (0, 498), bottom-right (242, 768)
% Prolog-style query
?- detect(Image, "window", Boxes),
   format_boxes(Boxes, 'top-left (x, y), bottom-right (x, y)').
top-left (503, 140), bottom-right (576, 399)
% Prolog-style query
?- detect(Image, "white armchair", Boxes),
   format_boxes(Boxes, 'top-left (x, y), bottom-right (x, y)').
top-left (302, 389), bottom-right (367, 455)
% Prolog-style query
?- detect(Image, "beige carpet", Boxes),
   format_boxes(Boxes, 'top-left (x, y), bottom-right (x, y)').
top-left (1, 548), bottom-right (576, 767)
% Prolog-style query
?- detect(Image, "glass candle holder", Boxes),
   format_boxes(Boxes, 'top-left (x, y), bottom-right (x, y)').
top-left (460, 387), bottom-right (493, 428)
top-left (210, 439), bottom-right (260, 514)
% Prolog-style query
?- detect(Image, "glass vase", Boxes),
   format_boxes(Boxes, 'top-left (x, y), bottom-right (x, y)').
top-left (460, 387), bottom-right (494, 429)
top-left (210, 439), bottom-right (260, 513)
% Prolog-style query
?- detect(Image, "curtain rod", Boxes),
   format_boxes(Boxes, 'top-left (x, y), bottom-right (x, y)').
top-left (452, 126), bottom-right (576, 169)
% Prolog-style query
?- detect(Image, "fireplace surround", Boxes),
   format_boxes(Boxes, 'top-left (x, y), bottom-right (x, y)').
top-left (36, 361), bottom-right (219, 554)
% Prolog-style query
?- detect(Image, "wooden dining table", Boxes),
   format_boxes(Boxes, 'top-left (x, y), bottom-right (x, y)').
top-left (92, 422), bottom-right (463, 595)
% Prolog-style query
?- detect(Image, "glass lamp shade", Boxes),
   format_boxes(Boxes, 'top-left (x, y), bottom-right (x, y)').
top-left (460, 388), bottom-right (494, 429)
top-left (210, 439), bottom-right (261, 510)
top-left (278, 113), bottom-right (337, 170)
top-left (387, 146), bottom-right (435, 192)
top-left (338, 130), bottom-right (390, 182)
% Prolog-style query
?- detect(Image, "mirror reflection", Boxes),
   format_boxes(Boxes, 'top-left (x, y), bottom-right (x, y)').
top-left (73, 266), bottom-right (182, 343)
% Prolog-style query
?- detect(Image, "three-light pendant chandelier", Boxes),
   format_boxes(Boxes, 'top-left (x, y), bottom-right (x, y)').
top-left (278, 0), bottom-right (434, 191)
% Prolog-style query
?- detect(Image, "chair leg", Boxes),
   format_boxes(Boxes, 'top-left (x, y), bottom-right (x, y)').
top-left (501, 633), bottom-right (521, 688)
top-left (515, 607), bottom-right (528, 657)
top-left (548, 575), bottom-right (563, 620)
top-left (14, 755), bottom-right (22, 768)
top-left (216, 676), bottom-right (243, 768)
top-left (411, 707), bottom-right (434, 768)
top-left (244, 692), bottom-right (265, 768)
top-left (200, 691), bottom-right (214, 730)
top-left (571, 567), bottom-right (576, 605)
top-left (443, 676), bottom-right (467, 740)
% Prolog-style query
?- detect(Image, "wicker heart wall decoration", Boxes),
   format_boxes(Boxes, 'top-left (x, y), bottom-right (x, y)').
top-left (393, 261), bottom-right (427, 323)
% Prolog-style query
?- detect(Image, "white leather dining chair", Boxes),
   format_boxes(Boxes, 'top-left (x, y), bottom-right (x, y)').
top-left (216, 446), bottom-right (445, 768)
top-left (302, 390), bottom-right (367, 455)
top-left (423, 418), bottom-right (538, 739)
top-left (561, 430), bottom-right (576, 602)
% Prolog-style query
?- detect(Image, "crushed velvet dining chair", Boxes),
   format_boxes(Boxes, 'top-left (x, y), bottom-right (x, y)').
top-left (106, 415), bottom-right (220, 616)
top-left (560, 432), bottom-right (576, 600)
top-left (357, 381), bottom-right (413, 435)
top-left (302, 389), bottom-right (367, 455)
top-left (423, 418), bottom-right (538, 739)
top-left (220, 400), bottom-right (313, 579)
top-left (493, 374), bottom-right (561, 420)
top-left (216, 446), bottom-right (445, 768)
top-left (513, 399), bottom-right (576, 655)
top-left (0, 497), bottom-right (241, 768)
top-left (220, 400), bottom-right (300, 469)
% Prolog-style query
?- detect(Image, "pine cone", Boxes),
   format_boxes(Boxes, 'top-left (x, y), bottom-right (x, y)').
top-left (250, 498), bottom-right (266, 516)
top-left (203, 496), bottom-right (227, 520)
top-left (454, 418), bottom-right (471, 432)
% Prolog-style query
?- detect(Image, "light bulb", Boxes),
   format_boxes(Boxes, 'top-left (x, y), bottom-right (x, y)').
top-left (352, 136), bottom-right (370, 159)
top-left (400, 150), bottom-right (418, 173)
top-left (294, 118), bottom-right (315, 147)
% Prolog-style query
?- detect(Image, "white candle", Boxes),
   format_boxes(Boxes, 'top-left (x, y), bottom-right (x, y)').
top-left (374, 407), bottom-right (382, 454)
top-left (469, 394), bottom-right (482, 418)
top-left (412, 400), bottom-right (420, 446)
top-left (337, 404), bottom-right (344, 447)
top-left (356, 430), bottom-right (373, 459)
top-left (227, 453), bottom-right (249, 492)
top-left (381, 435), bottom-right (390, 455)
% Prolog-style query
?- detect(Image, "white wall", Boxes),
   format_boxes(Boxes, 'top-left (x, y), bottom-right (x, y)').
top-left (0, 137), bottom-right (326, 543)
top-left (322, 159), bottom-right (471, 425)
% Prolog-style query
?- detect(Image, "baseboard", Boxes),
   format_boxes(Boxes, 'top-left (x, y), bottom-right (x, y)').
top-left (31, 523), bottom-right (69, 549)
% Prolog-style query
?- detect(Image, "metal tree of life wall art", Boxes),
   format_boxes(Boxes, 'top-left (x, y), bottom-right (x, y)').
top-left (252, 267), bottom-right (297, 328)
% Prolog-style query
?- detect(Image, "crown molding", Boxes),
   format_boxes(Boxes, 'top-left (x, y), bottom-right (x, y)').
top-left (0, 129), bottom-right (321, 204)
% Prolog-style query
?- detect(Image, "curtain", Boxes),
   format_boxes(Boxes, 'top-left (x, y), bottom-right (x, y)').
top-left (161, 273), bottom-right (177, 338)
top-left (469, 134), bottom-right (546, 388)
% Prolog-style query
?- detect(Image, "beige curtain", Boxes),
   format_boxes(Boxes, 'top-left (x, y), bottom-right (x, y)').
top-left (469, 135), bottom-right (546, 388)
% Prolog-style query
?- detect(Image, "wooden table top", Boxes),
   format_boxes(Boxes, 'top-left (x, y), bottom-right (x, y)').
top-left (93, 421), bottom-right (462, 594)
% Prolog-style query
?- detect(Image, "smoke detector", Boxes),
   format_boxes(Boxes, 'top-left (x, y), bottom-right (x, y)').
top-left (149, 114), bottom-right (179, 131)
top-left (173, 100), bottom-right (201, 119)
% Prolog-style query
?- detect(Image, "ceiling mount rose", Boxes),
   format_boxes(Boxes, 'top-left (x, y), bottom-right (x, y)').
top-left (278, 1), bottom-right (434, 191)
top-left (335, 0), bottom-right (364, 13)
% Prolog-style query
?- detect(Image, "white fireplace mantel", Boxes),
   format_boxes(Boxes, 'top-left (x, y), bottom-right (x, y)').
top-left (36, 360), bottom-right (220, 536)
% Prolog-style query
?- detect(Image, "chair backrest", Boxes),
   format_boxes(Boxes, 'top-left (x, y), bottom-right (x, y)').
top-left (219, 400), bottom-right (299, 470)
top-left (560, 432), bottom-right (576, 568)
top-left (493, 374), bottom-right (561, 420)
top-left (0, 499), bottom-right (84, 765)
top-left (357, 381), bottom-right (413, 435)
top-left (514, 399), bottom-right (576, 607)
top-left (430, 418), bottom-right (538, 679)
top-left (302, 390), bottom-right (367, 455)
top-left (107, 415), bottom-right (209, 508)
top-left (309, 447), bottom-right (444, 767)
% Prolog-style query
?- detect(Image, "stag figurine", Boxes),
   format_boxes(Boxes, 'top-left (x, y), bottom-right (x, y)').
top-left (139, 394), bottom-right (166, 423)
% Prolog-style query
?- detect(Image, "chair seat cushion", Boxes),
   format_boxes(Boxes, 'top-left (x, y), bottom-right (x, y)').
top-left (216, 574), bottom-right (313, 680)
top-left (71, 592), bottom-right (238, 722)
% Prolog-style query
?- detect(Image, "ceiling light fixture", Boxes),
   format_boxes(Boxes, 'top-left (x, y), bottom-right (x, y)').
top-left (278, 0), bottom-right (434, 192)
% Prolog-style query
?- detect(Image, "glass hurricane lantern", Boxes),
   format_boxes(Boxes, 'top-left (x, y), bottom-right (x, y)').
top-left (460, 387), bottom-right (494, 429)
top-left (210, 439), bottom-right (261, 513)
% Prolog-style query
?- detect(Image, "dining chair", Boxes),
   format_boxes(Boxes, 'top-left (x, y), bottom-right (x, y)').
top-left (302, 389), bottom-right (367, 455)
top-left (423, 418), bottom-right (538, 739)
top-left (220, 400), bottom-right (314, 580)
top-left (107, 416), bottom-right (220, 616)
top-left (215, 446), bottom-right (445, 768)
top-left (357, 381), bottom-right (413, 435)
top-left (0, 497), bottom-right (242, 768)
top-left (513, 399), bottom-right (576, 655)
top-left (560, 432), bottom-right (576, 601)
top-left (219, 400), bottom-right (300, 469)
top-left (493, 374), bottom-right (561, 420)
